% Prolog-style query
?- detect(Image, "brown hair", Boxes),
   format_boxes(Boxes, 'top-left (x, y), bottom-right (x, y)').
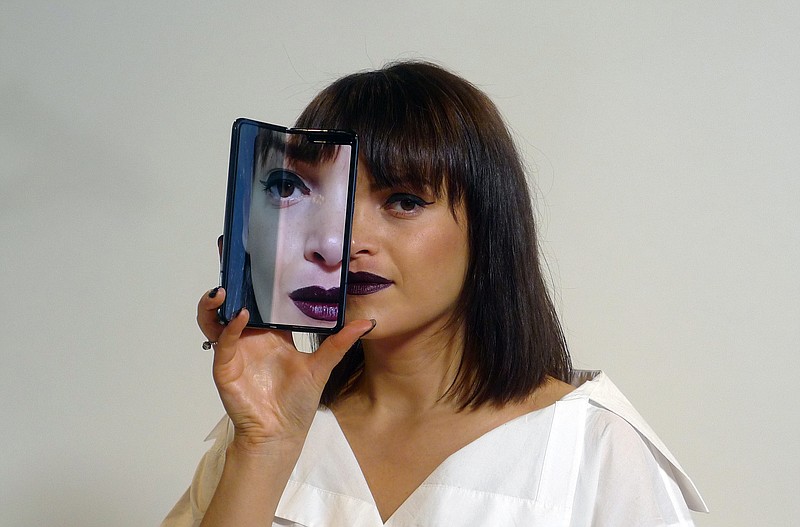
top-left (299, 61), bottom-right (571, 408)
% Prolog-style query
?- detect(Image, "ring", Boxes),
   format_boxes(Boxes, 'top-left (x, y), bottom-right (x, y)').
top-left (202, 340), bottom-right (218, 350)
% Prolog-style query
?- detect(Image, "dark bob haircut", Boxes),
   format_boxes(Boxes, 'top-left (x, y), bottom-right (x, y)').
top-left (298, 61), bottom-right (571, 408)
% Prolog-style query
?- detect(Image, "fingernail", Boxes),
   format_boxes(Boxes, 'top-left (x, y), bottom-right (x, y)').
top-left (360, 319), bottom-right (377, 338)
top-left (209, 286), bottom-right (220, 298)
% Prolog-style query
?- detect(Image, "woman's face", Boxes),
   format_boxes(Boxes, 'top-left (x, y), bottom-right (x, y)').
top-left (344, 163), bottom-right (470, 341)
top-left (247, 144), bottom-right (352, 327)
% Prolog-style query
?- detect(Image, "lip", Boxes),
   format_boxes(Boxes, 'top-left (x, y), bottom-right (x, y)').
top-left (347, 271), bottom-right (393, 296)
top-left (289, 286), bottom-right (340, 321)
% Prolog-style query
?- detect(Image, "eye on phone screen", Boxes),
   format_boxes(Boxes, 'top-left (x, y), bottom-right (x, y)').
top-left (219, 119), bottom-right (358, 333)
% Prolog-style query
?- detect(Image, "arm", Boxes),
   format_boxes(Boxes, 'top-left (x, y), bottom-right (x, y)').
top-left (199, 440), bottom-right (299, 527)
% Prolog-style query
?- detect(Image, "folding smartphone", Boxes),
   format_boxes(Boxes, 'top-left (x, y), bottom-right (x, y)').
top-left (218, 118), bottom-right (358, 333)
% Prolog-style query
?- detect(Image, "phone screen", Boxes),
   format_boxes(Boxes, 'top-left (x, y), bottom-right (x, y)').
top-left (219, 118), bottom-right (358, 333)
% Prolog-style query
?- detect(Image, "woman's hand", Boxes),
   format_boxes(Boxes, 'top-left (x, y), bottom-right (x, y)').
top-left (197, 287), bottom-right (374, 454)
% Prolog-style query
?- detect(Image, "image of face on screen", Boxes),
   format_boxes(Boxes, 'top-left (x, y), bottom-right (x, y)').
top-left (247, 130), bottom-right (349, 328)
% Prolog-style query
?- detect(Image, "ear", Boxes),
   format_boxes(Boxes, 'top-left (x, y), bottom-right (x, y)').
top-left (217, 235), bottom-right (224, 262)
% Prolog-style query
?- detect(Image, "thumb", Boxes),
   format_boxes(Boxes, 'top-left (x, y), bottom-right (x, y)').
top-left (309, 319), bottom-right (376, 385)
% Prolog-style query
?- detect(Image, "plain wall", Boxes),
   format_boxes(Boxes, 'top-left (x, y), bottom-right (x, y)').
top-left (2, 2), bottom-right (798, 526)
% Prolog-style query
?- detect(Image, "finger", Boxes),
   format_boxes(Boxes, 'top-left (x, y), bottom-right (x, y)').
top-left (310, 319), bottom-right (376, 384)
top-left (212, 307), bottom-right (249, 369)
top-left (197, 287), bottom-right (225, 337)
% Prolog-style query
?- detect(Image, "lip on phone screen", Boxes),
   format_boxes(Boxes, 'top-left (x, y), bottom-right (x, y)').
top-left (289, 286), bottom-right (340, 321)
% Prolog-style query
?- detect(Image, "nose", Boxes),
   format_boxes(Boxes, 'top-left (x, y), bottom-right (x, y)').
top-left (304, 198), bottom-right (345, 269)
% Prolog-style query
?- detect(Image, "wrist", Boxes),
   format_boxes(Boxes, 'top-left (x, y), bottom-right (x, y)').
top-left (228, 432), bottom-right (306, 461)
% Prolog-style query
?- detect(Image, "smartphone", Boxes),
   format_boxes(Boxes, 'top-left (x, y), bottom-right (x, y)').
top-left (218, 118), bottom-right (358, 333)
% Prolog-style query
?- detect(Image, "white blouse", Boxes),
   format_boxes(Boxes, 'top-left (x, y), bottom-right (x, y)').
top-left (162, 371), bottom-right (707, 526)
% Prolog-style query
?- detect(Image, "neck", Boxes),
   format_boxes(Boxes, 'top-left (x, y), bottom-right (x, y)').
top-left (349, 324), bottom-right (465, 417)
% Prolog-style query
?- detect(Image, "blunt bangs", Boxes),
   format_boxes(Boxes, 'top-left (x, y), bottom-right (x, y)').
top-left (255, 129), bottom-right (339, 172)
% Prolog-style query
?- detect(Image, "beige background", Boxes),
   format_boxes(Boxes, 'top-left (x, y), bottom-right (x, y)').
top-left (2, 2), bottom-right (798, 526)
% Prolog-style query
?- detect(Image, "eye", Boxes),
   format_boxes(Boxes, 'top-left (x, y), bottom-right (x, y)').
top-left (260, 170), bottom-right (310, 207)
top-left (384, 193), bottom-right (434, 217)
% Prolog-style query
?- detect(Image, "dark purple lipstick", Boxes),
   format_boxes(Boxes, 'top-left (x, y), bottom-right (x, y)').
top-left (288, 286), bottom-right (340, 321)
top-left (347, 272), bottom-right (393, 295)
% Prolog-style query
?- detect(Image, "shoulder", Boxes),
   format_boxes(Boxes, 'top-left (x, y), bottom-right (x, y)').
top-left (559, 371), bottom-right (707, 522)
top-left (573, 405), bottom-right (699, 525)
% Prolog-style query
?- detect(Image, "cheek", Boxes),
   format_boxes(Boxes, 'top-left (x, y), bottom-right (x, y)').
top-left (409, 224), bottom-right (469, 292)
top-left (438, 216), bottom-right (469, 260)
top-left (249, 205), bottom-right (278, 252)
top-left (274, 209), bottom-right (308, 275)
top-left (431, 230), bottom-right (467, 266)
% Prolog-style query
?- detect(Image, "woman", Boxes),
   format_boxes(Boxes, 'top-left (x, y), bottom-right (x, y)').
top-left (163, 61), bottom-right (706, 526)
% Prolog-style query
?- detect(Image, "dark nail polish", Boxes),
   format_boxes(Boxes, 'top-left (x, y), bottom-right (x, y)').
top-left (360, 319), bottom-right (377, 338)
top-left (209, 286), bottom-right (220, 298)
